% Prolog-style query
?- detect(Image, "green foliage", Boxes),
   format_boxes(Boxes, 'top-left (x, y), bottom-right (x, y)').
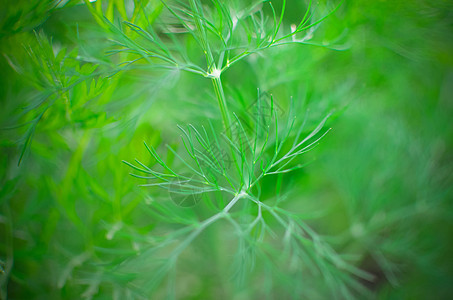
top-left (1, 0), bottom-right (453, 299)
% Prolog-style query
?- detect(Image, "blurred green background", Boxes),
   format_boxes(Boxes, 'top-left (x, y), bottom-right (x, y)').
top-left (1, 0), bottom-right (452, 299)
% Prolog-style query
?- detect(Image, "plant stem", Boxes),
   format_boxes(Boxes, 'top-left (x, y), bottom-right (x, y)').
top-left (172, 192), bottom-right (244, 257)
top-left (212, 75), bottom-right (242, 184)
top-left (211, 77), bottom-right (231, 136)
top-left (223, 191), bottom-right (245, 213)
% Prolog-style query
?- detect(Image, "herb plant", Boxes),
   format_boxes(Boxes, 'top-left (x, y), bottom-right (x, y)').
top-left (109, 0), bottom-right (366, 297)
top-left (1, 0), bottom-right (453, 299)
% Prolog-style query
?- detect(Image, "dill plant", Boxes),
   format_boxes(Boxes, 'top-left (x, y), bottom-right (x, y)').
top-left (0, 0), bottom-right (367, 299)
top-left (108, 0), bottom-right (370, 298)
top-left (2, 0), bottom-right (453, 299)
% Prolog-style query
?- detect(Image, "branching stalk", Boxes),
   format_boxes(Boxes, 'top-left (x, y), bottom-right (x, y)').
top-left (172, 192), bottom-right (245, 257)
